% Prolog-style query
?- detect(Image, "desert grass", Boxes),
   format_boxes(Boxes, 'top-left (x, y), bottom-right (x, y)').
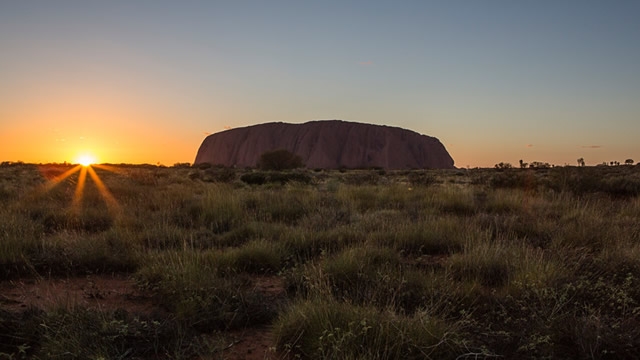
top-left (1, 163), bottom-right (640, 358)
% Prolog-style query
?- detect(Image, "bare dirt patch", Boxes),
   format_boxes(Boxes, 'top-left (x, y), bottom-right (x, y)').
top-left (216, 326), bottom-right (276, 360)
top-left (0, 274), bottom-right (160, 315)
top-left (213, 275), bottom-right (286, 360)
top-left (1, 274), bottom-right (287, 360)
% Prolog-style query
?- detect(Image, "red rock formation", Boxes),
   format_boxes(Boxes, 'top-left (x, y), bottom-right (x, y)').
top-left (194, 120), bottom-right (455, 169)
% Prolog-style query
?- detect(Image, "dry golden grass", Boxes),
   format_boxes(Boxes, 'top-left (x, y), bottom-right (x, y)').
top-left (1, 163), bottom-right (639, 359)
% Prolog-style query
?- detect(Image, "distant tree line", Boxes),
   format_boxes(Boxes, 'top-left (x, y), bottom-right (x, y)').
top-left (496, 161), bottom-right (552, 169)
top-left (495, 158), bottom-right (636, 169)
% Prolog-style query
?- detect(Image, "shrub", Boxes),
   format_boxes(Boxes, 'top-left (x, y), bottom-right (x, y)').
top-left (545, 167), bottom-right (640, 197)
top-left (602, 176), bottom-right (640, 197)
top-left (373, 219), bottom-right (465, 256)
top-left (268, 171), bottom-right (312, 185)
top-left (246, 188), bottom-right (315, 224)
top-left (257, 149), bottom-right (304, 170)
top-left (240, 172), bottom-right (267, 185)
top-left (196, 162), bottom-right (212, 169)
top-left (449, 241), bottom-right (514, 287)
top-left (22, 231), bottom-right (139, 277)
top-left (203, 166), bottom-right (236, 183)
top-left (215, 221), bottom-right (287, 247)
top-left (0, 209), bottom-right (44, 257)
top-left (433, 188), bottom-right (477, 216)
top-left (0, 183), bottom-right (15, 201)
top-left (273, 300), bottom-right (461, 359)
top-left (343, 170), bottom-right (380, 185)
top-left (489, 170), bottom-right (538, 190)
top-left (240, 171), bottom-right (312, 186)
top-left (317, 246), bottom-right (437, 311)
top-left (223, 240), bottom-right (283, 274)
top-left (280, 227), bottom-right (363, 264)
top-left (2, 307), bottom-right (229, 359)
top-left (495, 162), bottom-right (513, 169)
top-left (172, 186), bottom-right (243, 233)
top-left (136, 251), bottom-right (276, 331)
top-left (407, 171), bottom-right (437, 187)
top-left (240, 172), bottom-right (312, 185)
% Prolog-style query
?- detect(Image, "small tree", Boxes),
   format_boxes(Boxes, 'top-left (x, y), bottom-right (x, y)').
top-left (577, 158), bottom-right (585, 167)
top-left (529, 161), bottom-right (551, 169)
top-left (519, 159), bottom-right (528, 169)
top-left (625, 159), bottom-right (635, 165)
top-left (494, 162), bottom-right (512, 169)
top-left (257, 149), bottom-right (304, 170)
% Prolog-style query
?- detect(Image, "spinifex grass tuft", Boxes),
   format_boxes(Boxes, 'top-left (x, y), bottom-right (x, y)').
top-left (273, 299), bottom-right (463, 360)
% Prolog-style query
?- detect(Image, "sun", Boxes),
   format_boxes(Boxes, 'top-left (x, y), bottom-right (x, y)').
top-left (75, 154), bottom-right (97, 167)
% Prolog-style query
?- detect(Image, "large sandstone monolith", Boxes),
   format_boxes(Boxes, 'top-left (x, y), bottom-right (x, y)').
top-left (194, 120), bottom-right (455, 169)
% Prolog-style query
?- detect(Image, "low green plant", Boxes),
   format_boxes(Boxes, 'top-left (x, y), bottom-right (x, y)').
top-left (172, 185), bottom-right (243, 233)
top-left (136, 251), bottom-right (276, 331)
top-left (372, 217), bottom-right (466, 255)
top-left (273, 299), bottom-right (462, 359)
top-left (489, 169), bottom-right (538, 190)
top-left (280, 226), bottom-right (364, 263)
top-left (223, 239), bottom-right (284, 274)
top-left (257, 149), bottom-right (304, 170)
top-left (432, 187), bottom-right (477, 216)
top-left (407, 171), bottom-right (437, 187)
top-left (240, 171), bottom-right (267, 185)
top-left (2, 306), bottom-right (226, 359)
top-left (449, 240), bottom-right (515, 287)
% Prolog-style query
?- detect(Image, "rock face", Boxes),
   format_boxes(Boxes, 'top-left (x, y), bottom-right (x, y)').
top-left (194, 120), bottom-right (455, 169)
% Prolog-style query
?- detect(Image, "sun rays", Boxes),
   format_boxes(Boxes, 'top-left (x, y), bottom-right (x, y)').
top-left (41, 162), bottom-right (121, 217)
top-left (71, 165), bottom-right (88, 213)
top-left (86, 166), bottom-right (119, 213)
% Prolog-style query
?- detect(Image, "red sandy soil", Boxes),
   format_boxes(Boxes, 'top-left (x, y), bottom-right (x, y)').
top-left (0, 274), bottom-right (286, 360)
top-left (216, 326), bottom-right (276, 360)
top-left (0, 274), bottom-right (158, 314)
top-left (210, 276), bottom-right (285, 360)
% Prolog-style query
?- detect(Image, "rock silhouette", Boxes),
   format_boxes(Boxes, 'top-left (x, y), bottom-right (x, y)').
top-left (194, 120), bottom-right (454, 169)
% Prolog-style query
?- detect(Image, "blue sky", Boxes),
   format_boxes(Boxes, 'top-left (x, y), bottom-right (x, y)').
top-left (1, 1), bottom-right (638, 166)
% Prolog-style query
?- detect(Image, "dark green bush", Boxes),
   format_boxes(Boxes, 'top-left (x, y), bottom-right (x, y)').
top-left (268, 171), bottom-right (312, 185)
top-left (407, 171), bottom-right (437, 187)
top-left (241, 171), bottom-right (311, 186)
top-left (203, 167), bottom-right (236, 183)
top-left (196, 162), bottom-right (212, 170)
top-left (240, 172), bottom-right (267, 185)
top-left (257, 149), bottom-right (304, 170)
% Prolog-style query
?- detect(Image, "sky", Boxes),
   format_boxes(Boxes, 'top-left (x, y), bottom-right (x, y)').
top-left (1, 1), bottom-right (639, 167)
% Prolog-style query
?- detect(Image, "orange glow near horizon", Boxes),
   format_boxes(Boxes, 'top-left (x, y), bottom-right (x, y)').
top-left (72, 166), bottom-right (88, 213)
top-left (0, 99), bottom-right (204, 166)
top-left (87, 166), bottom-right (120, 215)
top-left (75, 153), bottom-right (97, 167)
top-left (37, 163), bottom-right (121, 218)
top-left (42, 165), bottom-right (83, 192)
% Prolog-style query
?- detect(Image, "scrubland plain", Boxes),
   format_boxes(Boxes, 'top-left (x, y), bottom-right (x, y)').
top-left (1, 163), bottom-right (640, 359)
